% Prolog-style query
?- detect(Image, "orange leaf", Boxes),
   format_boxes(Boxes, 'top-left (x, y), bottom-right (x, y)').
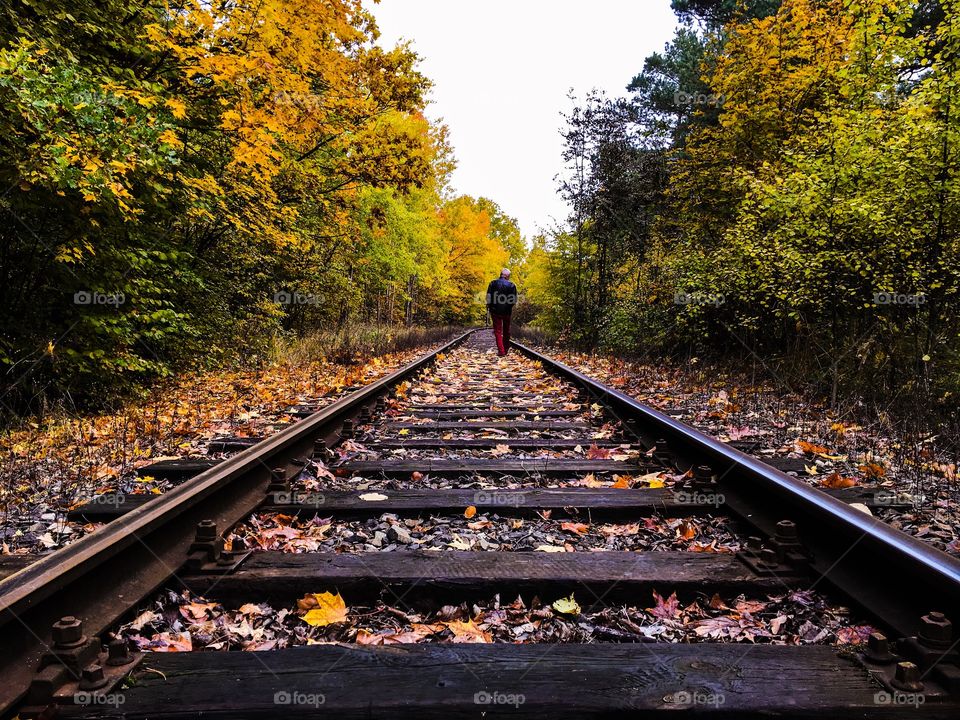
top-left (819, 472), bottom-right (857, 489)
top-left (611, 475), bottom-right (632, 489)
top-left (464, 505), bottom-right (477, 519)
top-left (561, 521), bottom-right (589, 535)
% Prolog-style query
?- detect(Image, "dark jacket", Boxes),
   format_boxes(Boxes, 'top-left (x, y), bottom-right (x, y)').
top-left (486, 277), bottom-right (517, 316)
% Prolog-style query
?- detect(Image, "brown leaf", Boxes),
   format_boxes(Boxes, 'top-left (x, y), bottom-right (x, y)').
top-left (647, 590), bottom-right (681, 620)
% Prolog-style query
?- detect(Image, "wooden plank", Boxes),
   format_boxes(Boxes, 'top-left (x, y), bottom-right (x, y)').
top-left (182, 551), bottom-right (797, 602)
top-left (406, 403), bottom-right (580, 411)
top-left (263, 487), bottom-right (710, 517)
top-left (335, 459), bottom-right (642, 477)
top-left (67, 485), bottom-right (904, 523)
top-left (408, 409), bottom-right (581, 419)
top-left (372, 438), bottom-right (625, 449)
top-left (59, 645), bottom-right (922, 719)
top-left (410, 392), bottom-right (578, 400)
top-left (384, 421), bottom-right (594, 432)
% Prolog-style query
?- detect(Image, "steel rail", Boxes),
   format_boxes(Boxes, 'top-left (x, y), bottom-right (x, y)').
top-left (0, 329), bottom-right (473, 714)
top-left (512, 339), bottom-right (960, 638)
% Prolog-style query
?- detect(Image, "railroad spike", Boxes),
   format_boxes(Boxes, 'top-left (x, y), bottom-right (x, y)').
top-left (891, 661), bottom-right (924, 692)
top-left (266, 466), bottom-right (290, 494)
top-left (864, 632), bottom-right (896, 664)
top-left (78, 664), bottom-right (108, 691)
top-left (341, 418), bottom-right (355, 439)
top-left (106, 638), bottom-right (134, 667)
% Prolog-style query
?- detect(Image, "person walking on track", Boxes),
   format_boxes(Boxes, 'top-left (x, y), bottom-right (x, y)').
top-left (486, 268), bottom-right (518, 356)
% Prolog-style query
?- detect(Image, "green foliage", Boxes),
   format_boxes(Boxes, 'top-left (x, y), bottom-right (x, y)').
top-left (534, 0), bottom-right (960, 417)
top-left (0, 0), bottom-right (522, 416)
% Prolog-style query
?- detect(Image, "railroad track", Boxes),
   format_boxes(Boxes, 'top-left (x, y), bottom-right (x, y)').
top-left (1, 328), bottom-right (959, 718)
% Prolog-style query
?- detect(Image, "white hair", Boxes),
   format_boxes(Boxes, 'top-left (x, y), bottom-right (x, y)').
top-left (500, 268), bottom-right (511, 278)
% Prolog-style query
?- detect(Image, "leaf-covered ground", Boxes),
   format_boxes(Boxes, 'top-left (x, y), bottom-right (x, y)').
top-left (0, 346), bottom-right (440, 554)
top-left (535, 348), bottom-right (959, 556)
top-left (227, 511), bottom-right (741, 554)
top-left (118, 587), bottom-right (874, 652)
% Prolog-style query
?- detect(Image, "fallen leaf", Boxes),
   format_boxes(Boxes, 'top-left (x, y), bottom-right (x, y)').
top-left (647, 590), bottom-right (681, 620)
top-left (552, 594), bottom-right (581, 615)
top-left (359, 492), bottom-right (388, 501)
top-left (302, 592), bottom-right (348, 627)
top-left (464, 505), bottom-right (477, 519)
top-left (819, 472), bottom-right (857, 489)
top-left (612, 475), bottom-right (632, 488)
top-left (444, 619), bottom-right (491, 643)
top-left (586, 444), bottom-right (611, 460)
top-left (561, 521), bottom-right (589, 535)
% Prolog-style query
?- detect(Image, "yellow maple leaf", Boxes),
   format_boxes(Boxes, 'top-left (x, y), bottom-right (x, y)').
top-left (443, 619), bottom-right (491, 643)
top-left (552, 594), bottom-right (581, 615)
top-left (302, 591), bottom-right (348, 627)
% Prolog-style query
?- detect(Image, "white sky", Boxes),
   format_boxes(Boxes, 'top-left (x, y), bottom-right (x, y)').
top-left (371, 0), bottom-right (679, 238)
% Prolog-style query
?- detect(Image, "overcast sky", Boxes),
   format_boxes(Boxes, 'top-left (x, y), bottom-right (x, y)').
top-left (371, 0), bottom-right (679, 238)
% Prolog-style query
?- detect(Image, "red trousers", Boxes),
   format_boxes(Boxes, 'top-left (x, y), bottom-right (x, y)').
top-left (492, 314), bottom-right (511, 355)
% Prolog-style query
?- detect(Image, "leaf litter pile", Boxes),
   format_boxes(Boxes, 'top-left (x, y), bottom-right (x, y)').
top-left (533, 347), bottom-right (960, 556)
top-left (227, 511), bottom-right (740, 554)
top-left (0, 346), bottom-right (438, 554)
top-left (119, 587), bottom-right (875, 652)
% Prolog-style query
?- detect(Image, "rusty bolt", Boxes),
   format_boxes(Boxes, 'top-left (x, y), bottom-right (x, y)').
top-left (745, 536), bottom-right (763, 554)
top-left (375, 397), bottom-right (386, 412)
top-left (892, 661), bottom-right (924, 692)
top-left (341, 419), bottom-right (355, 438)
top-left (865, 632), bottom-right (895, 664)
top-left (919, 611), bottom-right (952, 648)
top-left (694, 465), bottom-right (713, 486)
top-left (78, 664), bottom-right (108, 691)
top-left (106, 638), bottom-right (133, 666)
top-left (775, 520), bottom-right (798, 542)
top-left (52, 616), bottom-right (84, 649)
top-left (194, 520), bottom-right (217, 543)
